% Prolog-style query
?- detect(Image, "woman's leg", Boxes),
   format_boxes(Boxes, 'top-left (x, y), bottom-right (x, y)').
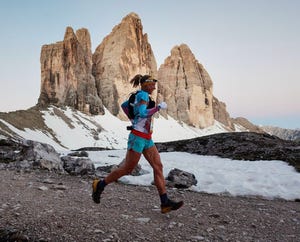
top-left (104, 149), bottom-right (141, 184)
top-left (143, 145), bottom-right (166, 195)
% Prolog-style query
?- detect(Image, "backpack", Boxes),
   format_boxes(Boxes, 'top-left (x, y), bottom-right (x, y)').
top-left (128, 91), bottom-right (155, 120)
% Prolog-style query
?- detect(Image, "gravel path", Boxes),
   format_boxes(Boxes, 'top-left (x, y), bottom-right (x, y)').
top-left (0, 169), bottom-right (299, 241)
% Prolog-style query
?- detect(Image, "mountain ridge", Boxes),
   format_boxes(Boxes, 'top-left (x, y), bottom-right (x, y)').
top-left (261, 125), bottom-right (300, 141)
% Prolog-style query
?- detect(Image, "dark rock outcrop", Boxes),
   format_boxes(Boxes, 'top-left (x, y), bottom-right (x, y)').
top-left (156, 132), bottom-right (300, 172)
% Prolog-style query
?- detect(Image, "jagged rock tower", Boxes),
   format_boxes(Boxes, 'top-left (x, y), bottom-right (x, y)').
top-left (38, 27), bottom-right (103, 115)
top-left (157, 44), bottom-right (214, 128)
top-left (92, 12), bottom-right (157, 118)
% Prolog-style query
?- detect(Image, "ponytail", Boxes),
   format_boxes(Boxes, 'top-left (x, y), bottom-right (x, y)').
top-left (130, 74), bottom-right (153, 87)
top-left (130, 74), bottom-right (143, 87)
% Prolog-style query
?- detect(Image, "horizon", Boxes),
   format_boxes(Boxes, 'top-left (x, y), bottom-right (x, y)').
top-left (0, 1), bottom-right (299, 129)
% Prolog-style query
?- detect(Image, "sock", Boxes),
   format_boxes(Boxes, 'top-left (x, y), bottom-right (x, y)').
top-left (97, 179), bottom-right (107, 190)
top-left (160, 193), bottom-right (168, 205)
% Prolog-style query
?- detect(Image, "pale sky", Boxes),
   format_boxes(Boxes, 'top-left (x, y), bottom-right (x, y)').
top-left (0, 0), bottom-right (299, 129)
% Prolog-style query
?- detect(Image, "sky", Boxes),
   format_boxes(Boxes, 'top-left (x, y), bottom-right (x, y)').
top-left (88, 149), bottom-right (300, 201)
top-left (0, 0), bottom-right (299, 129)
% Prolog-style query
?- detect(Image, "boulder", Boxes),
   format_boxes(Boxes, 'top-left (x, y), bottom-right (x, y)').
top-left (0, 139), bottom-right (64, 172)
top-left (166, 168), bottom-right (197, 189)
top-left (61, 155), bottom-right (95, 175)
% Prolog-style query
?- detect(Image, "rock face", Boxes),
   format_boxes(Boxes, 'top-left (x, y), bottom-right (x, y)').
top-left (38, 27), bottom-right (103, 115)
top-left (232, 117), bottom-right (264, 133)
top-left (157, 44), bottom-right (214, 128)
top-left (92, 13), bottom-right (157, 118)
top-left (212, 97), bottom-right (234, 130)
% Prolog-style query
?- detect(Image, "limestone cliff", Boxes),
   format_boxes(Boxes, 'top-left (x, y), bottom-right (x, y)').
top-left (212, 96), bottom-right (234, 130)
top-left (157, 44), bottom-right (214, 128)
top-left (92, 13), bottom-right (157, 118)
top-left (38, 27), bottom-right (103, 115)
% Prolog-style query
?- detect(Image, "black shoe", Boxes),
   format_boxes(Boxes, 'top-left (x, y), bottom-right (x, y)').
top-left (92, 179), bottom-right (103, 204)
top-left (161, 199), bottom-right (184, 214)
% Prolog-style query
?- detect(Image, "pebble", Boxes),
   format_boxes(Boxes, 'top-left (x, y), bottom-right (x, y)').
top-left (135, 217), bottom-right (151, 223)
top-left (38, 186), bottom-right (48, 191)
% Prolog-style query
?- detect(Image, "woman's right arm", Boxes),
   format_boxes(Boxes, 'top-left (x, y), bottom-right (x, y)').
top-left (121, 100), bottom-right (130, 118)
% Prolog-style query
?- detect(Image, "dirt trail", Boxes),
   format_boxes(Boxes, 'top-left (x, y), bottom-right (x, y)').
top-left (0, 170), bottom-right (299, 241)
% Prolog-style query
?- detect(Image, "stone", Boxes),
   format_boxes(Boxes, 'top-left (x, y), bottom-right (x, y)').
top-left (166, 168), bottom-right (197, 189)
top-left (38, 186), bottom-right (48, 191)
top-left (61, 155), bottom-right (95, 175)
top-left (135, 217), bottom-right (151, 223)
top-left (23, 140), bottom-right (64, 171)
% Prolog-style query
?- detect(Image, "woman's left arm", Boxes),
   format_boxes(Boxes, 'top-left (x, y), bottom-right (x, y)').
top-left (137, 100), bottom-right (159, 118)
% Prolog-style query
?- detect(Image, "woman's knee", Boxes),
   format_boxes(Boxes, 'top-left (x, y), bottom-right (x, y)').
top-left (117, 164), bottom-right (134, 176)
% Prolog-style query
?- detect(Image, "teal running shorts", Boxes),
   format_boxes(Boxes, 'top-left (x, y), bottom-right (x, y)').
top-left (127, 133), bottom-right (154, 153)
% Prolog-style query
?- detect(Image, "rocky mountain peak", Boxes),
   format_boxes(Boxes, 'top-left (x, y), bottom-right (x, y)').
top-left (124, 12), bottom-right (140, 20)
top-left (76, 28), bottom-right (92, 61)
top-left (157, 44), bottom-right (214, 128)
top-left (38, 27), bottom-right (103, 115)
top-left (92, 12), bottom-right (157, 118)
top-left (64, 26), bottom-right (76, 40)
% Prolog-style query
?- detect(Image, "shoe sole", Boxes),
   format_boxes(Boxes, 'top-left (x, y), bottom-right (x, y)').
top-left (161, 201), bottom-right (184, 214)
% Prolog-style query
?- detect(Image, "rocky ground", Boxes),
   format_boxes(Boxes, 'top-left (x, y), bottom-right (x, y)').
top-left (0, 169), bottom-right (299, 242)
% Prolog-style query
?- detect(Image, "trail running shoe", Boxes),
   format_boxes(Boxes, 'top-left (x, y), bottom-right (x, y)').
top-left (161, 199), bottom-right (184, 214)
top-left (92, 179), bottom-right (103, 204)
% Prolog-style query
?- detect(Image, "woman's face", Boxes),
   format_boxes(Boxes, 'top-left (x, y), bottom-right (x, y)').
top-left (142, 82), bottom-right (156, 94)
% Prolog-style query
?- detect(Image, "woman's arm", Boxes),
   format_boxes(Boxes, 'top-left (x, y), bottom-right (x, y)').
top-left (137, 100), bottom-right (159, 118)
top-left (121, 100), bottom-right (132, 120)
